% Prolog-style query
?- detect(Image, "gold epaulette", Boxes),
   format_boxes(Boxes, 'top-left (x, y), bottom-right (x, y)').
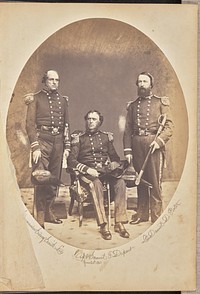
top-left (101, 131), bottom-right (114, 141)
top-left (24, 93), bottom-right (34, 105)
top-left (126, 100), bottom-right (133, 110)
top-left (71, 131), bottom-right (85, 144)
top-left (154, 95), bottom-right (170, 106)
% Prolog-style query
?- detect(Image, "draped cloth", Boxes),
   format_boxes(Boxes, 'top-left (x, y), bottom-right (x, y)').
top-left (0, 117), bottom-right (44, 291)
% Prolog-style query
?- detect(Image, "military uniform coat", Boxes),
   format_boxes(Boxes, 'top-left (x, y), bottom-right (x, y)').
top-left (25, 89), bottom-right (70, 218)
top-left (68, 130), bottom-right (128, 226)
top-left (123, 94), bottom-right (174, 223)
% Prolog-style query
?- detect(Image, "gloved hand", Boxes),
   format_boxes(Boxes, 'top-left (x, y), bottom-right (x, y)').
top-left (87, 168), bottom-right (99, 177)
top-left (32, 149), bottom-right (41, 164)
top-left (62, 149), bottom-right (69, 168)
top-left (125, 154), bottom-right (133, 164)
top-left (109, 161), bottom-right (120, 171)
top-left (150, 140), bottom-right (160, 153)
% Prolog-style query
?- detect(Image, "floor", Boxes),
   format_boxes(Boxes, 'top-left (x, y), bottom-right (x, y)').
top-left (21, 181), bottom-right (178, 250)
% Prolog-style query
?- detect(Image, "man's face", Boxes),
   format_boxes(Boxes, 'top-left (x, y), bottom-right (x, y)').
top-left (45, 70), bottom-right (60, 92)
top-left (86, 112), bottom-right (101, 133)
top-left (137, 74), bottom-right (152, 97)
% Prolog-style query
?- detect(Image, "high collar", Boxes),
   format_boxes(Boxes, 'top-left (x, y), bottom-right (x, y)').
top-left (138, 93), bottom-right (153, 99)
top-left (42, 88), bottom-right (58, 94)
top-left (85, 130), bottom-right (100, 135)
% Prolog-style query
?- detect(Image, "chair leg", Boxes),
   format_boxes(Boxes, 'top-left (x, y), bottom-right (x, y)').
top-left (68, 193), bottom-right (75, 216)
top-left (32, 185), bottom-right (37, 217)
top-left (78, 202), bottom-right (83, 227)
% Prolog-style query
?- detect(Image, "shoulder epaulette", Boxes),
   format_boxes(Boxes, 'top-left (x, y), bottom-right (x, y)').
top-left (24, 93), bottom-right (35, 105)
top-left (63, 95), bottom-right (69, 102)
top-left (71, 131), bottom-right (85, 144)
top-left (154, 95), bottom-right (170, 106)
top-left (57, 92), bottom-right (69, 102)
top-left (126, 100), bottom-right (134, 110)
top-left (101, 131), bottom-right (114, 142)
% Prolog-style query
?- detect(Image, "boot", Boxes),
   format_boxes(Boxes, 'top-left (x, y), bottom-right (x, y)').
top-left (37, 211), bottom-right (45, 228)
top-left (45, 198), bottom-right (63, 224)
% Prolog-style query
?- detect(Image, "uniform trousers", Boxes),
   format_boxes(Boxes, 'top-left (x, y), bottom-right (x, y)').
top-left (132, 135), bottom-right (164, 223)
top-left (32, 131), bottom-right (64, 220)
top-left (80, 175), bottom-right (128, 227)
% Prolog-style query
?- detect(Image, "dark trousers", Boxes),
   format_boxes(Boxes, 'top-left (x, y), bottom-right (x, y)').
top-left (80, 175), bottom-right (128, 227)
top-left (132, 135), bottom-right (164, 223)
top-left (32, 132), bottom-right (64, 220)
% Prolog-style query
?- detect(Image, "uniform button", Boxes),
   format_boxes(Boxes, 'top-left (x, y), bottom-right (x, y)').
top-left (56, 93), bottom-right (59, 96)
top-left (59, 116), bottom-right (62, 119)
top-left (59, 106), bottom-right (61, 109)
top-left (51, 111), bottom-right (53, 114)
top-left (145, 122), bottom-right (148, 125)
top-left (51, 116), bottom-right (54, 118)
top-left (49, 101), bottom-right (52, 104)
top-left (59, 122), bottom-right (61, 124)
top-left (52, 121), bottom-right (54, 124)
top-left (91, 142), bottom-right (94, 145)
top-left (147, 113), bottom-right (149, 116)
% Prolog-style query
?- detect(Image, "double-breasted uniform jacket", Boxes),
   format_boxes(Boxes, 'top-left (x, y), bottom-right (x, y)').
top-left (25, 89), bottom-right (70, 152)
top-left (68, 130), bottom-right (120, 174)
top-left (123, 93), bottom-right (174, 223)
top-left (68, 130), bottom-right (128, 226)
top-left (123, 94), bottom-right (173, 156)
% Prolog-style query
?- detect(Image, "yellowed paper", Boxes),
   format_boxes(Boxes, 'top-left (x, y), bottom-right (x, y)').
top-left (0, 3), bottom-right (197, 291)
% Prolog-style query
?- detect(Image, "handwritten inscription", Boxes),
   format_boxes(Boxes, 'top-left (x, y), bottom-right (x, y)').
top-left (74, 246), bottom-right (135, 266)
top-left (26, 217), bottom-right (64, 254)
top-left (142, 199), bottom-right (181, 243)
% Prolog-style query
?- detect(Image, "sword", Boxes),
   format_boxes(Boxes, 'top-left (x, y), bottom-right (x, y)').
top-left (135, 114), bottom-right (167, 186)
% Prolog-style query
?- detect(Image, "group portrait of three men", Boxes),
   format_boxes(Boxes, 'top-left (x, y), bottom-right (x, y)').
top-left (24, 69), bottom-right (173, 241)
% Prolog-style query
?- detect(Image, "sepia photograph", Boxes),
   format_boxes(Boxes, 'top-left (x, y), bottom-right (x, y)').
top-left (0, 3), bottom-right (197, 291)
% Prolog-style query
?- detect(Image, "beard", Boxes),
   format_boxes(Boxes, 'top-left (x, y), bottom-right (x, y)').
top-left (138, 87), bottom-right (152, 97)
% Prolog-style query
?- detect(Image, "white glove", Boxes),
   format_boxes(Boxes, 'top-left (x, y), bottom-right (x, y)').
top-left (125, 154), bottom-right (133, 164)
top-left (62, 149), bottom-right (69, 168)
top-left (87, 168), bottom-right (99, 177)
top-left (32, 150), bottom-right (41, 164)
top-left (150, 141), bottom-right (160, 153)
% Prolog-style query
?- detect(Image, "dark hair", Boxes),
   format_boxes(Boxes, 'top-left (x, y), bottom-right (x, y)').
top-left (136, 72), bottom-right (154, 87)
top-left (42, 70), bottom-right (59, 83)
top-left (84, 110), bottom-right (104, 126)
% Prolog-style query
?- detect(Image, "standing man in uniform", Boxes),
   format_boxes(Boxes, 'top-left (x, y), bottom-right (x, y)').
top-left (123, 72), bottom-right (174, 224)
top-left (25, 70), bottom-right (70, 228)
top-left (67, 110), bottom-right (129, 240)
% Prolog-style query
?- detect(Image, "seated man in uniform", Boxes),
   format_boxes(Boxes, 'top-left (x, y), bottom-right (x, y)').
top-left (67, 110), bottom-right (130, 240)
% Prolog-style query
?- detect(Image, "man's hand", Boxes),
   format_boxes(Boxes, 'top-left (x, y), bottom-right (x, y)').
top-left (32, 150), bottom-right (41, 164)
top-left (62, 149), bottom-right (69, 168)
top-left (87, 168), bottom-right (99, 177)
top-left (125, 154), bottom-right (133, 164)
top-left (150, 141), bottom-right (160, 153)
top-left (109, 161), bottom-right (120, 171)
